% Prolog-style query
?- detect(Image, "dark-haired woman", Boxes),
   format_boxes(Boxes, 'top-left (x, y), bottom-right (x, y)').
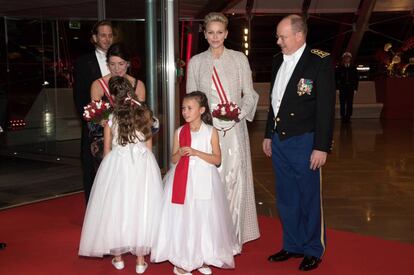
top-left (88, 42), bottom-right (146, 170)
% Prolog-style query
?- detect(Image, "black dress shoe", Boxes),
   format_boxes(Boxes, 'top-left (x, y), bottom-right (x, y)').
top-left (299, 255), bottom-right (321, 271)
top-left (268, 249), bottom-right (304, 262)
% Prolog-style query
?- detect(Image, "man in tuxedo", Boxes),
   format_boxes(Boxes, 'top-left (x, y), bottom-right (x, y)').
top-left (262, 14), bottom-right (335, 271)
top-left (73, 20), bottom-right (113, 202)
top-left (336, 52), bottom-right (359, 123)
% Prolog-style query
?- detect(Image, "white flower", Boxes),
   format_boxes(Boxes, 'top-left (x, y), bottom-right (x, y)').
top-left (220, 107), bottom-right (226, 116)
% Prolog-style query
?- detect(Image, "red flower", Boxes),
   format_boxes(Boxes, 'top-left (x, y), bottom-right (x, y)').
top-left (83, 100), bottom-right (113, 124)
top-left (212, 102), bottom-right (241, 122)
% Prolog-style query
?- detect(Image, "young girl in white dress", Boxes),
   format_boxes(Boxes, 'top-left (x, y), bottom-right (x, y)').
top-left (151, 91), bottom-right (240, 275)
top-left (78, 76), bottom-right (163, 274)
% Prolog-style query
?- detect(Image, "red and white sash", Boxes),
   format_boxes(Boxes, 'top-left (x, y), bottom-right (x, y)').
top-left (212, 66), bottom-right (229, 104)
top-left (97, 78), bottom-right (114, 106)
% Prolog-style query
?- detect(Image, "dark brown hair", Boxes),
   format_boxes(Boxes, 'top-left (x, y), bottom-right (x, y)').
top-left (183, 91), bottom-right (212, 125)
top-left (91, 20), bottom-right (112, 36)
top-left (106, 42), bottom-right (131, 63)
top-left (109, 76), bottom-right (152, 145)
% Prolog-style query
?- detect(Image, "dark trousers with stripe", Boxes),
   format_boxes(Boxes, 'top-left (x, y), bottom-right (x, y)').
top-left (271, 132), bottom-right (326, 258)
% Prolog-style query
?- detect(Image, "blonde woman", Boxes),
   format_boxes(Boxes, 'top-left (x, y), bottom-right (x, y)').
top-left (186, 12), bottom-right (260, 248)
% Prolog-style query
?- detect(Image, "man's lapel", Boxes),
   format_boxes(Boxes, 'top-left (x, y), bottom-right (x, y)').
top-left (88, 52), bottom-right (102, 79)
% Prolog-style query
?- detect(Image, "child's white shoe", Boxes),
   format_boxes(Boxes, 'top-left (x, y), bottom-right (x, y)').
top-left (173, 266), bottom-right (192, 275)
top-left (136, 262), bottom-right (148, 274)
top-left (197, 266), bottom-right (212, 274)
top-left (111, 258), bottom-right (125, 270)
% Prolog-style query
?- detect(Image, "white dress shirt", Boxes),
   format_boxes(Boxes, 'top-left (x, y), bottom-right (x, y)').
top-left (271, 43), bottom-right (306, 116)
top-left (95, 48), bottom-right (110, 76)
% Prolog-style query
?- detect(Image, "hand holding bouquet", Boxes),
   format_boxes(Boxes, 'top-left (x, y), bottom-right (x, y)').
top-left (83, 100), bottom-right (112, 125)
top-left (212, 102), bottom-right (241, 136)
top-left (83, 100), bottom-right (112, 161)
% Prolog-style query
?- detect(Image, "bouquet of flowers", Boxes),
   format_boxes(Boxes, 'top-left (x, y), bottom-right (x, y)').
top-left (83, 100), bottom-right (112, 163)
top-left (211, 101), bottom-right (241, 122)
top-left (83, 100), bottom-right (112, 124)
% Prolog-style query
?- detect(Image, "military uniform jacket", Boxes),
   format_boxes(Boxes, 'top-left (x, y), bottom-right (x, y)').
top-left (335, 64), bottom-right (359, 91)
top-left (265, 46), bottom-right (335, 152)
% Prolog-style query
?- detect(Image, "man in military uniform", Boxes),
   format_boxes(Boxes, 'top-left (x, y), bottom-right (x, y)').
top-left (336, 52), bottom-right (359, 123)
top-left (262, 14), bottom-right (335, 271)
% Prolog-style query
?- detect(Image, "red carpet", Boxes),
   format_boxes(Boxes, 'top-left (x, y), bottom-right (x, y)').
top-left (0, 194), bottom-right (412, 275)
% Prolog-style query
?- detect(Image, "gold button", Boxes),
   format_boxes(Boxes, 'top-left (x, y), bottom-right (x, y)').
top-left (290, 113), bottom-right (295, 116)
top-left (281, 131), bottom-right (286, 135)
top-left (276, 117), bottom-right (280, 122)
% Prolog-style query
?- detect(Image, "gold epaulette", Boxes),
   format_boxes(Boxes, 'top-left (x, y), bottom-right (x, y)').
top-left (311, 49), bottom-right (330, 58)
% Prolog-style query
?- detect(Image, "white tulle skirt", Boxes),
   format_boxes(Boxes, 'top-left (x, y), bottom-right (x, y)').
top-left (78, 143), bottom-right (163, 257)
top-left (151, 163), bottom-right (240, 272)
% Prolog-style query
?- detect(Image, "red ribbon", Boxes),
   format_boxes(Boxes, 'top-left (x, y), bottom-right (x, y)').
top-left (212, 66), bottom-right (229, 104)
top-left (97, 78), bottom-right (114, 106)
top-left (171, 123), bottom-right (191, 204)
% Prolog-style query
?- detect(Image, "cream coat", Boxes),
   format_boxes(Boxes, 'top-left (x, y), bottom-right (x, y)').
top-left (187, 47), bottom-right (260, 245)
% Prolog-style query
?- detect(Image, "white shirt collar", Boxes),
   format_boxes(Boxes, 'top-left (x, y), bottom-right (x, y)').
top-left (95, 48), bottom-right (106, 60)
top-left (95, 48), bottom-right (110, 76)
top-left (283, 43), bottom-right (306, 62)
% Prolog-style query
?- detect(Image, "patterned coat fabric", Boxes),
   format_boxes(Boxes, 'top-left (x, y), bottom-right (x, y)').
top-left (186, 47), bottom-right (260, 245)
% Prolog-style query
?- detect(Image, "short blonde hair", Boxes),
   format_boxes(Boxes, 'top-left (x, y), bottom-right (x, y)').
top-left (204, 12), bottom-right (228, 29)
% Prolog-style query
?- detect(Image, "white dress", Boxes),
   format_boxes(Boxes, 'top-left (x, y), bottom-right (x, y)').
top-left (79, 117), bottom-right (163, 257)
top-left (151, 123), bottom-right (240, 271)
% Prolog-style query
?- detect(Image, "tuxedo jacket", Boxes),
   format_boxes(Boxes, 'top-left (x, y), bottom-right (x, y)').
top-left (335, 64), bottom-right (359, 91)
top-left (73, 51), bottom-right (102, 118)
top-left (265, 46), bottom-right (335, 153)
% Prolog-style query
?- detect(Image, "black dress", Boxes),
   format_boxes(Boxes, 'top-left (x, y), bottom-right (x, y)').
top-left (88, 78), bottom-right (114, 172)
